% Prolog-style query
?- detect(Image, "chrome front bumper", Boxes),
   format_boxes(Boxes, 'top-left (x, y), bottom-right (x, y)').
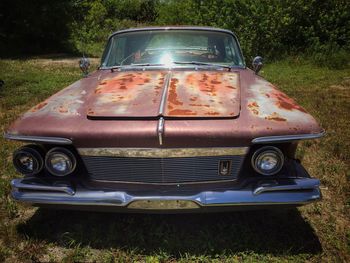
top-left (11, 177), bottom-right (321, 212)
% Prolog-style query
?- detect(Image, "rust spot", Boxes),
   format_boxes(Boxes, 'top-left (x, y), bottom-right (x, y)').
top-left (205, 111), bottom-right (220, 116)
top-left (248, 101), bottom-right (260, 115)
top-left (277, 99), bottom-right (307, 113)
top-left (211, 80), bottom-right (221, 84)
top-left (87, 108), bottom-right (95, 115)
top-left (58, 106), bottom-right (68, 113)
top-left (168, 78), bottom-right (183, 106)
top-left (226, 85), bottom-right (236, 89)
top-left (31, 102), bottom-right (48, 112)
top-left (265, 112), bottom-right (287, 122)
top-left (202, 74), bottom-right (208, 82)
top-left (271, 92), bottom-right (307, 113)
top-left (189, 104), bottom-right (211, 107)
top-left (119, 85), bottom-right (127, 90)
top-left (190, 97), bottom-right (198, 102)
top-left (168, 109), bottom-right (197, 115)
top-left (248, 101), bottom-right (259, 108)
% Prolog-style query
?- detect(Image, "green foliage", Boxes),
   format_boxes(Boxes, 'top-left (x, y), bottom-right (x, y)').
top-left (0, 0), bottom-right (349, 63)
top-left (69, 0), bottom-right (158, 57)
top-left (0, 0), bottom-right (75, 55)
top-left (156, 0), bottom-right (350, 62)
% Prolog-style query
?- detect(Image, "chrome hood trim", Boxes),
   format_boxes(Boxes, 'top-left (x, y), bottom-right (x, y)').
top-left (4, 133), bottom-right (72, 144)
top-left (77, 147), bottom-right (248, 158)
top-left (252, 131), bottom-right (325, 144)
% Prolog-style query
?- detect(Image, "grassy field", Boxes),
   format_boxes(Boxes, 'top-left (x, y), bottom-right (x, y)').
top-left (0, 56), bottom-right (349, 262)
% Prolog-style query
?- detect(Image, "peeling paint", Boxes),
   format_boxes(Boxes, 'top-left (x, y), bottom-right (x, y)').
top-left (88, 71), bottom-right (240, 118)
top-left (165, 71), bottom-right (240, 117)
top-left (25, 81), bottom-right (87, 118)
top-left (89, 71), bottom-right (167, 117)
top-left (247, 79), bottom-right (314, 124)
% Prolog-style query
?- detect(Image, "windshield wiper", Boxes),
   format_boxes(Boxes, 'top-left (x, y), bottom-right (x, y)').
top-left (172, 61), bottom-right (233, 70)
top-left (109, 63), bottom-right (165, 72)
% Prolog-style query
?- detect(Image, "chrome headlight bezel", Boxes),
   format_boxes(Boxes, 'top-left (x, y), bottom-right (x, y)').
top-left (45, 147), bottom-right (77, 177)
top-left (251, 146), bottom-right (284, 176)
top-left (13, 145), bottom-right (44, 176)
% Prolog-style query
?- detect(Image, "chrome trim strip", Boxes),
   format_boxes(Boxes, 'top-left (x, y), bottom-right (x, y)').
top-left (11, 179), bottom-right (75, 196)
top-left (4, 133), bottom-right (72, 145)
top-left (253, 178), bottom-right (320, 195)
top-left (78, 147), bottom-right (248, 158)
top-left (87, 177), bottom-right (238, 186)
top-left (158, 72), bottom-right (171, 115)
top-left (252, 131), bottom-right (325, 144)
top-left (157, 117), bottom-right (165, 146)
top-left (11, 178), bottom-right (321, 208)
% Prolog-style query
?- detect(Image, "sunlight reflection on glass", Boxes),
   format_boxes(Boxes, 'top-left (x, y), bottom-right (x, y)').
top-left (159, 53), bottom-right (173, 66)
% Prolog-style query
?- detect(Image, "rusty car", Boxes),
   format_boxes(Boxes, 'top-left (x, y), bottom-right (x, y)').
top-left (5, 27), bottom-right (324, 212)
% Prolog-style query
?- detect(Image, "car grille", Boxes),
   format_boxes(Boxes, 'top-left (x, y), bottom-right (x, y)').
top-left (81, 155), bottom-right (245, 184)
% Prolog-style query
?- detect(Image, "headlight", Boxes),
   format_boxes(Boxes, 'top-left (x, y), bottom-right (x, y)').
top-left (45, 147), bottom-right (77, 176)
top-left (13, 145), bottom-right (44, 175)
top-left (251, 146), bottom-right (284, 176)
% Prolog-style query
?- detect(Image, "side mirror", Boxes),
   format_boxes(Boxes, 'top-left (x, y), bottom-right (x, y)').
top-left (79, 56), bottom-right (90, 77)
top-left (252, 56), bottom-right (263, 74)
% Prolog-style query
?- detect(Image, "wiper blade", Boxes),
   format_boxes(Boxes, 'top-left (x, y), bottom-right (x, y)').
top-left (129, 63), bottom-right (165, 67)
top-left (109, 63), bottom-right (165, 71)
top-left (172, 61), bottom-right (233, 69)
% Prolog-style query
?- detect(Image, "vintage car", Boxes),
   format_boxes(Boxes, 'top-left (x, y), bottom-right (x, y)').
top-left (5, 27), bottom-right (324, 212)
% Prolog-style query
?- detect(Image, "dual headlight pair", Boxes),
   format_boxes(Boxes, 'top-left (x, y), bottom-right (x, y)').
top-left (13, 146), bottom-right (76, 177)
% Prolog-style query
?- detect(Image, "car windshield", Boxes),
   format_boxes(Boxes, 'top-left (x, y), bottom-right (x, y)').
top-left (101, 29), bottom-right (245, 68)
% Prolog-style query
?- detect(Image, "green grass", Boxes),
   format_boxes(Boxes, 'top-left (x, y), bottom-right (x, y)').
top-left (0, 56), bottom-right (349, 262)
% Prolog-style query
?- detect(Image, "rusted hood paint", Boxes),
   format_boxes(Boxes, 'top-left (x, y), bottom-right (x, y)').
top-left (6, 68), bottom-right (323, 148)
top-left (88, 71), bottom-right (166, 118)
top-left (87, 71), bottom-right (240, 118)
top-left (165, 71), bottom-right (240, 117)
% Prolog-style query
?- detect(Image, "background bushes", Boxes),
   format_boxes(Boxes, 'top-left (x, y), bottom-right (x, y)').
top-left (0, 0), bottom-right (349, 66)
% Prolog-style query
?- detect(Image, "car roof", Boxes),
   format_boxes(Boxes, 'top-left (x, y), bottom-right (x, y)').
top-left (110, 26), bottom-right (236, 38)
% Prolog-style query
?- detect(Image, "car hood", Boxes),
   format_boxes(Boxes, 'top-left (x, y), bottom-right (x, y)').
top-left (87, 71), bottom-right (240, 118)
top-left (6, 68), bottom-right (323, 148)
